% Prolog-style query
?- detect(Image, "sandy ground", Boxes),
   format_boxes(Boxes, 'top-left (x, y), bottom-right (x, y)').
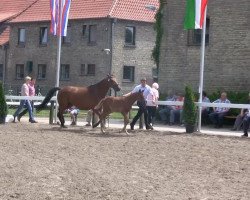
top-left (0, 121), bottom-right (249, 200)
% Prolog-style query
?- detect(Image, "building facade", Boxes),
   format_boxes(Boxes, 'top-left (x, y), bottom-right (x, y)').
top-left (0, 0), bottom-right (159, 95)
top-left (158, 0), bottom-right (250, 95)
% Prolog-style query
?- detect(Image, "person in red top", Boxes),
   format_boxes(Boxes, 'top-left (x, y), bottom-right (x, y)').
top-left (17, 78), bottom-right (37, 121)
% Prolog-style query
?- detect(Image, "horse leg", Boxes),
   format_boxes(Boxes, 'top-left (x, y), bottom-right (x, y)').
top-left (121, 112), bottom-right (130, 135)
top-left (100, 112), bottom-right (108, 134)
top-left (57, 109), bottom-right (66, 128)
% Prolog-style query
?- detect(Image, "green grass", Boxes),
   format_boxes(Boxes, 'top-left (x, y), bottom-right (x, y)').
top-left (7, 108), bottom-right (137, 119)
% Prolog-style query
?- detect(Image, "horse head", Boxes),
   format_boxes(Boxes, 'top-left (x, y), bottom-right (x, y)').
top-left (107, 74), bottom-right (121, 92)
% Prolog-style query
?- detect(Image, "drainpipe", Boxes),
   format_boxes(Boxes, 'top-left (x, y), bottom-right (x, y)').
top-left (110, 18), bottom-right (117, 96)
top-left (3, 44), bottom-right (8, 87)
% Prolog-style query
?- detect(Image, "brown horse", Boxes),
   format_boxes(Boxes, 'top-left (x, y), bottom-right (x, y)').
top-left (93, 90), bottom-right (144, 135)
top-left (36, 75), bottom-right (121, 127)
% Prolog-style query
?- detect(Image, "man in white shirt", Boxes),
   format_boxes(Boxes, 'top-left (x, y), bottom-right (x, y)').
top-left (125, 78), bottom-right (152, 130)
top-left (209, 92), bottom-right (230, 128)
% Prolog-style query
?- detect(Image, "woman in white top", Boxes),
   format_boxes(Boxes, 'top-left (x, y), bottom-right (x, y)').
top-left (146, 82), bottom-right (159, 127)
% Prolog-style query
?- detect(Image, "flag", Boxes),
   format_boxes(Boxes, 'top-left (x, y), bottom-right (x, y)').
top-left (184, 0), bottom-right (208, 29)
top-left (50, 0), bottom-right (71, 36)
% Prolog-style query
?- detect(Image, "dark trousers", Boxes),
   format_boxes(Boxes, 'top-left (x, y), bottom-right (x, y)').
top-left (147, 106), bottom-right (157, 125)
top-left (243, 116), bottom-right (250, 135)
top-left (209, 112), bottom-right (227, 127)
top-left (131, 106), bottom-right (150, 128)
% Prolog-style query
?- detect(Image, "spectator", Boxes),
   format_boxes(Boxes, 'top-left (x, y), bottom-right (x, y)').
top-left (13, 76), bottom-right (37, 123)
top-left (17, 77), bottom-right (36, 121)
top-left (201, 91), bottom-right (211, 123)
top-left (169, 94), bottom-right (184, 126)
top-left (209, 92), bottom-right (230, 128)
top-left (146, 82), bottom-right (159, 128)
top-left (231, 94), bottom-right (250, 131)
top-left (124, 77), bottom-right (152, 130)
top-left (158, 94), bottom-right (178, 124)
top-left (231, 109), bottom-right (249, 131)
top-left (66, 106), bottom-right (79, 125)
top-left (242, 110), bottom-right (250, 137)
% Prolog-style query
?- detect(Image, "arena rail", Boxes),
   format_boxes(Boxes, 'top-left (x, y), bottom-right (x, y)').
top-left (5, 95), bottom-right (57, 124)
top-left (5, 95), bottom-right (250, 127)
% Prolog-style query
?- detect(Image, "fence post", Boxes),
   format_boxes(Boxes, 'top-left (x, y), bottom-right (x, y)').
top-left (49, 101), bottom-right (54, 124)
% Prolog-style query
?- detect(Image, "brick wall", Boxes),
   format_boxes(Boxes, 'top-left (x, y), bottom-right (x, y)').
top-left (159, 0), bottom-right (250, 95)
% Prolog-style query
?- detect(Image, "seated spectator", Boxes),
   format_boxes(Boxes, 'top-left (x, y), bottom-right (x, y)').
top-left (209, 92), bottom-right (230, 128)
top-left (158, 94), bottom-right (178, 124)
top-left (169, 94), bottom-right (184, 126)
top-left (201, 91), bottom-right (211, 123)
top-left (231, 109), bottom-right (249, 131)
top-left (66, 106), bottom-right (79, 125)
top-left (242, 110), bottom-right (250, 137)
top-left (231, 94), bottom-right (250, 131)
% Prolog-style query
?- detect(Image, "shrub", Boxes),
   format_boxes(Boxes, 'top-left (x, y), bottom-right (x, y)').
top-left (183, 86), bottom-right (197, 125)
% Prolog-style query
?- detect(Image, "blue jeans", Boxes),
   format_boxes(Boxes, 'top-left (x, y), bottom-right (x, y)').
top-left (13, 100), bottom-right (34, 121)
top-left (243, 116), bottom-right (250, 135)
top-left (209, 112), bottom-right (227, 126)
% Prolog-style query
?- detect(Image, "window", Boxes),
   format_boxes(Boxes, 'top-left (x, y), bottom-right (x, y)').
top-left (123, 66), bottom-right (134, 82)
top-left (125, 26), bottom-right (135, 45)
top-left (37, 64), bottom-right (47, 79)
top-left (16, 64), bottom-right (24, 79)
top-left (62, 26), bottom-right (71, 44)
top-left (187, 18), bottom-right (210, 46)
top-left (0, 64), bottom-right (3, 79)
top-left (88, 25), bottom-right (97, 44)
top-left (82, 25), bottom-right (87, 37)
top-left (80, 64), bottom-right (95, 76)
top-left (18, 28), bottom-right (25, 45)
top-left (39, 27), bottom-right (48, 45)
top-left (60, 64), bottom-right (70, 80)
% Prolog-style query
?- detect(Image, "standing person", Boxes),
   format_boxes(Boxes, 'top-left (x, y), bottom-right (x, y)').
top-left (29, 78), bottom-right (36, 110)
top-left (146, 82), bottom-right (159, 128)
top-left (13, 76), bottom-right (37, 123)
top-left (17, 77), bottom-right (36, 121)
top-left (125, 77), bottom-right (152, 130)
top-left (209, 92), bottom-right (230, 128)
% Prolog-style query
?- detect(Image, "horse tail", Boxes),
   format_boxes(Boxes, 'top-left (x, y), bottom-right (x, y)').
top-left (35, 87), bottom-right (61, 111)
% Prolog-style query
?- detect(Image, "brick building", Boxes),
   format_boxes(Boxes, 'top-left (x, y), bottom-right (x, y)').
top-left (0, 0), bottom-right (159, 95)
top-left (158, 0), bottom-right (250, 95)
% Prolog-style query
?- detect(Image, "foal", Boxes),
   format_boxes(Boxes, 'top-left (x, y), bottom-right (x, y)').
top-left (93, 90), bottom-right (144, 134)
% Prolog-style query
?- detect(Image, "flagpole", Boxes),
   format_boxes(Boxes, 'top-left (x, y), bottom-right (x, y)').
top-left (54, 0), bottom-right (63, 123)
top-left (198, 7), bottom-right (207, 132)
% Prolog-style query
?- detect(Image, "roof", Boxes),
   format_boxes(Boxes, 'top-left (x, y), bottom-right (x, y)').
top-left (0, 0), bottom-right (37, 22)
top-left (0, 27), bottom-right (10, 46)
top-left (8, 0), bottom-right (159, 23)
